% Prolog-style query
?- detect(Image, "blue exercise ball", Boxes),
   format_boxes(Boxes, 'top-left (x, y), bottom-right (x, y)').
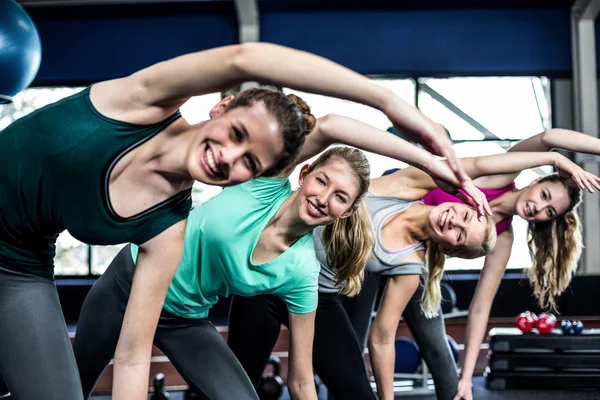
top-left (394, 337), bottom-right (421, 374)
top-left (0, 0), bottom-right (42, 104)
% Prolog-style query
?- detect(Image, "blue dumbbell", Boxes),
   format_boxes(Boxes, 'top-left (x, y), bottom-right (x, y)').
top-left (561, 320), bottom-right (573, 334)
top-left (572, 320), bottom-right (584, 334)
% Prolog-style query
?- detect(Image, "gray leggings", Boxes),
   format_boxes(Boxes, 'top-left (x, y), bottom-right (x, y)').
top-left (343, 274), bottom-right (459, 400)
top-left (0, 265), bottom-right (84, 400)
top-left (73, 245), bottom-right (258, 400)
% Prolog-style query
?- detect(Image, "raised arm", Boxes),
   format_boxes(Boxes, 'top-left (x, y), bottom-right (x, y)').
top-left (368, 275), bottom-right (420, 400)
top-left (509, 128), bottom-right (600, 154)
top-left (377, 151), bottom-right (599, 200)
top-left (91, 43), bottom-right (483, 211)
top-left (111, 221), bottom-right (186, 400)
top-left (287, 311), bottom-right (318, 400)
top-left (453, 229), bottom-right (513, 400)
top-left (283, 114), bottom-right (489, 213)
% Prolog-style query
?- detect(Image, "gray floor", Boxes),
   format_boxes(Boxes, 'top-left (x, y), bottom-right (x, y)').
top-left (90, 377), bottom-right (600, 399)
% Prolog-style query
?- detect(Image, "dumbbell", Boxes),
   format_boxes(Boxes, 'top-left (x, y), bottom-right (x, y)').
top-left (514, 311), bottom-right (537, 333)
top-left (535, 313), bottom-right (556, 335)
top-left (257, 356), bottom-right (284, 400)
top-left (561, 319), bottom-right (584, 334)
top-left (150, 373), bottom-right (170, 400)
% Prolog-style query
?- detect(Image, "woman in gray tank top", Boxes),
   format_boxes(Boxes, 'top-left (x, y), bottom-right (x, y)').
top-left (318, 148), bottom-right (596, 400)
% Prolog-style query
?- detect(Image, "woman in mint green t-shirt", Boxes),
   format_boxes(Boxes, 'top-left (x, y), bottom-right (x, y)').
top-left (74, 112), bottom-right (475, 399)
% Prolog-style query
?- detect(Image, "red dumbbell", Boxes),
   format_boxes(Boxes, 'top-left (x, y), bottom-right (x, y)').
top-left (536, 313), bottom-right (557, 334)
top-left (524, 311), bottom-right (538, 324)
top-left (515, 312), bottom-right (536, 333)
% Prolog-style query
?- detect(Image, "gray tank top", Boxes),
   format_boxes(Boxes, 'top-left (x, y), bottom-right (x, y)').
top-left (315, 191), bottom-right (426, 294)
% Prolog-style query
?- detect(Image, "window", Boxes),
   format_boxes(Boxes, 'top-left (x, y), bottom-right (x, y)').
top-left (417, 77), bottom-right (552, 271)
top-left (283, 79), bottom-right (417, 182)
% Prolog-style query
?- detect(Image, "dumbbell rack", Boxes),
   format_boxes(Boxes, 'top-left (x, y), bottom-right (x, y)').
top-left (486, 327), bottom-right (600, 390)
top-left (369, 309), bottom-right (468, 397)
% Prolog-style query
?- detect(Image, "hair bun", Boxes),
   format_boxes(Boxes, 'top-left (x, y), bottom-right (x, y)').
top-left (287, 93), bottom-right (317, 135)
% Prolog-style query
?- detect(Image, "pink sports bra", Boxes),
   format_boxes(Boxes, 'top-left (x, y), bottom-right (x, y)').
top-left (422, 182), bottom-right (516, 235)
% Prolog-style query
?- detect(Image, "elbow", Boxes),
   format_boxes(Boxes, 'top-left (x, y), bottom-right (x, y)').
top-left (113, 343), bottom-right (147, 367)
top-left (287, 376), bottom-right (314, 397)
top-left (230, 42), bottom-right (264, 78)
top-left (368, 327), bottom-right (395, 348)
top-left (315, 113), bottom-right (337, 136)
top-left (540, 129), bottom-right (558, 151)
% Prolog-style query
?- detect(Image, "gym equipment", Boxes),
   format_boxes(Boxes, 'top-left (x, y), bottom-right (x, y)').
top-left (257, 355), bottom-right (284, 400)
top-left (394, 337), bottom-right (421, 374)
top-left (572, 319), bottom-right (584, 334)
top-left (535, 313), bottom-right (556, 335)
top-left (486, 327), bottom-right (600, 390)
top-left (150, 373), bottom-right (170, 400)
top-left (0, 0), bottom-right (42, 104)
top-left (486, 370), bottom-right (600, 390)
top-left (447, 335), bottom-right (459, 364)
top-left (184, 387), bottom-right (202, 400)
top-left (514, 312), bottom-right (535, 333)
top-left (560, 320), bottom-right (573, 334)
top-left (523, 310), bottom-right (538, 324)
top-left (440, 282), bottom-right (457, 314)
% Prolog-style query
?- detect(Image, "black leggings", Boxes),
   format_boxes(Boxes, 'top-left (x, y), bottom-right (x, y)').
top-left (345, 274), bottom-right (460, 400)
top-left (0, 265), bottom-right (84, 400)
top-left (228, 292), bottom-right (377, 400)
top-left (73, 245), bottom-right (258, 400)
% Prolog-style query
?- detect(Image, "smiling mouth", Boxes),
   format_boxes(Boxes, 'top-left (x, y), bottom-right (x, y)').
top-left (438, 209), bottom-right (449, 230)
top-left (203, 146), bottom-right (225, 179)
top-left (307, 200), bottom-right (326, 218)
top-left (525, 203), bottom-right (532, 218)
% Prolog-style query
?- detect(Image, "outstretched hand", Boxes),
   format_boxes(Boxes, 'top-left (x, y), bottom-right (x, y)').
top-left (411, 127), bottom-right (491, 218)
top-left (554, 153), bottom-right (600, 193)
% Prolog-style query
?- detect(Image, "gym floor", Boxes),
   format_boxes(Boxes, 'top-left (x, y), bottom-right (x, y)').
top-left (89, 376), bottom-right (600, 399)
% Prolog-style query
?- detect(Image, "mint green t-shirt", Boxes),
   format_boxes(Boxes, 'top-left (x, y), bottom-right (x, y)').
top-left (131, 178), bottom-right (320, 319)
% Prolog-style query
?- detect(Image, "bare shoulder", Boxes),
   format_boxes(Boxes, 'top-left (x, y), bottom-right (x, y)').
top-left (89, 78), bottom-right (175, 125)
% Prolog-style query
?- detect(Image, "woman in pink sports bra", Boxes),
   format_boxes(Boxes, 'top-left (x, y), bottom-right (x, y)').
top-left (353, 128), bottom-right (600, 400)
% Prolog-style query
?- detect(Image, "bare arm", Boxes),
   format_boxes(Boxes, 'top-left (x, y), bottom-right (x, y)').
top-left (111, 221), bottom-right (186, 400)
top-left (93, 43), bottom-right (391, 125)
top-left (287, 311), bottom-right (318, 400)
top-left (277, 114), bottom-right (440, 179)
top-left (91, 43), bottom-right (486, 213)
top-left (509, 128), bottom-right (600, 154)
top-left (453, 229), bottom-right (513, 400)
top-left (368, 275), bottom-right (420, 400)
top-left (378, 151), bottom-right (595, 199)
top-left (279, 114), bottom-right (487, 212)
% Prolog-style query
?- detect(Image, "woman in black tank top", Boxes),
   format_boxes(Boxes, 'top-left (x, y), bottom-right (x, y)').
top-left (1, 42), bottom-right (492, 400)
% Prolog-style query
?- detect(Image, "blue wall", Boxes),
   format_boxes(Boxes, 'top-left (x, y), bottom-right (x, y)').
top-left (28, 7), bottom-right (577, 85)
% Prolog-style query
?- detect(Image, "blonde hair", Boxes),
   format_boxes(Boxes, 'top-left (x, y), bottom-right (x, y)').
top-left (310, 147), bottom-right (374, 297)
top-left (526, 175), bottom-right (583, 312)
top-left (421, 214), bottom-right (497, 318)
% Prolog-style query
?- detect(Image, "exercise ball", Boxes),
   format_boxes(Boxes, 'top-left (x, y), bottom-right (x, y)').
top-left (0, 0), bottom-right (42, 104)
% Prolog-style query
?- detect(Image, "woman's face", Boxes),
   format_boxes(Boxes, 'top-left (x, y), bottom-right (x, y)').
top-left (515, 179), bottom-right (571, 223)
top-left (428, 202), bottom-right (488, 251)
top-left (296, 159), bottom-right (361, 227)
top-left (187, 98), bottom-right (284, 186)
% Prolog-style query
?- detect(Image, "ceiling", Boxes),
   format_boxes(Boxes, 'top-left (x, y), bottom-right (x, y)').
top-left (17, 0), bottom-right (576, 10)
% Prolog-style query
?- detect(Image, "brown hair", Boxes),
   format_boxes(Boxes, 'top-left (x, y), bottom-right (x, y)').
top-left (526, 174), bottom-right (583, 311)
top-left (226, 87), bottom-right (316, 177)
top-left (311, 147), bottom-right (374, 296)
top-left (421, 214), bottom-right (497, 318)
